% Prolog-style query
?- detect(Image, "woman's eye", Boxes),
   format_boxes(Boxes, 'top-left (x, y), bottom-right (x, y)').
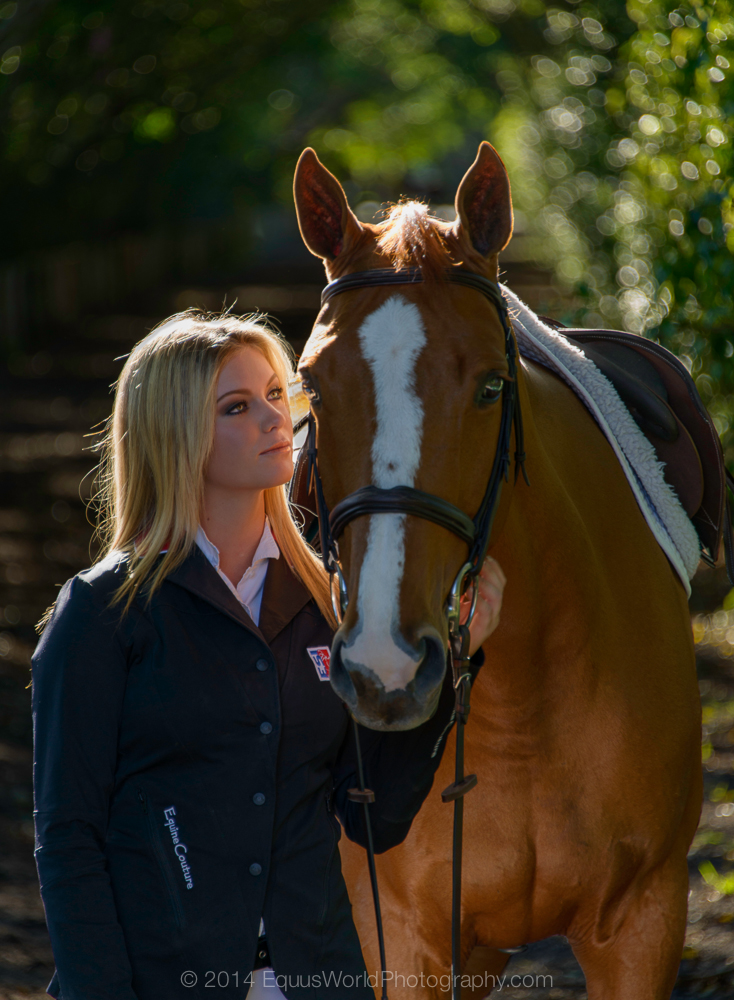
top-left (481, 376), bottom-right (504, 402)
top-left (269, 386), bottom-right (284, 400)
top-left (227, 401), bottom-right (246, 415)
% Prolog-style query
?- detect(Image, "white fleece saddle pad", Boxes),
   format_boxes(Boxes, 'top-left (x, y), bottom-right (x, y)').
top-left (502, 285), bottom-right (700, 595)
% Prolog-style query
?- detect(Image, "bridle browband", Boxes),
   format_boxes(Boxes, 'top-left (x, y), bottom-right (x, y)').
top-left (303, 266), bottom-right (529, 1000)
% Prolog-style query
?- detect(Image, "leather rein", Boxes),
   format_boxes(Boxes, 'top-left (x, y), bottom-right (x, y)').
top-left (303, 267), bottom-right (527, 1000)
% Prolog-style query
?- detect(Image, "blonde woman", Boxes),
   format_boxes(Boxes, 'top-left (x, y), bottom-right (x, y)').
top-left (32, 310), bottom-right (506, 1000)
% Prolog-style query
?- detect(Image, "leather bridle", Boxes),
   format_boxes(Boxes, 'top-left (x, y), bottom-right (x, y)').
top-left (302, 267), bottom-right (527, 1000)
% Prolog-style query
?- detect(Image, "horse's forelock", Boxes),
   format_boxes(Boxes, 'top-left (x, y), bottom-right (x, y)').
top-left (375, 201), bottom-right (450, 282)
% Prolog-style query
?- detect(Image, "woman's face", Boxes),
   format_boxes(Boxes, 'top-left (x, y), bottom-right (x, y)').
top-left (204, 346), bottom-right (294, 494)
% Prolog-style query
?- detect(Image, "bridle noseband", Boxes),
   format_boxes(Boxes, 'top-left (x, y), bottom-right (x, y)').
top-left (301, 266), bottom-right (528, 1000)
top-left (306, 266), bottom-right (527, 628)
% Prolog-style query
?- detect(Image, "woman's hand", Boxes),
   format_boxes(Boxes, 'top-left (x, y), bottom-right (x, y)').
top-left (459, 556), bottom-right (507, 657)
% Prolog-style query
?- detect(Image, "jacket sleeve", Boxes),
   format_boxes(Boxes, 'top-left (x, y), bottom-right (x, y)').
top-left (331, 649), bottom-right (484, 854)
top-left (32, 575), bottom-right (139, 1000)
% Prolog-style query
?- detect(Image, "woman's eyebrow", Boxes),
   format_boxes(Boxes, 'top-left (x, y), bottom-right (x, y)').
top-left (217, 373), bottom-right (278, 403)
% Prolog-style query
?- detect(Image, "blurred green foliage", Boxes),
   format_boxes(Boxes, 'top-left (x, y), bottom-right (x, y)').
top-left (0, 0), bottom-right (342, 240)
top-left (699, 858), bottom-right (734, 894)
top-left (1, 0), bottom-right (732, 449)
top-left (489, 0), bottom-right (734, 454)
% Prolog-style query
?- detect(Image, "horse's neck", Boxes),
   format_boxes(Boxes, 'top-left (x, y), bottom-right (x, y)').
top-left (481, 359), bottom-right (612, 708)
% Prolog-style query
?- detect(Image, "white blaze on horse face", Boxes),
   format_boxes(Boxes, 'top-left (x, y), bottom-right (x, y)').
top-left (342, 297), bottom-right (427, 693)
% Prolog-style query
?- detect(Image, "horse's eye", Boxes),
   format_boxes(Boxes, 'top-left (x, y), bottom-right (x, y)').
top-left (301, 379), bottom-right (320, 404)
top-left (481, 375), bottom-right (504, 402)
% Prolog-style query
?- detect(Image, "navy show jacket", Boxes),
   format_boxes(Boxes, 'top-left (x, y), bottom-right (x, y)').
top-left (32, 546), bottom-right (462, 1000)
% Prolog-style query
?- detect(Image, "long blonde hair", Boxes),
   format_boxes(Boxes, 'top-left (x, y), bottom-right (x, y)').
top-left (94, 308), bottom-right (334, 624)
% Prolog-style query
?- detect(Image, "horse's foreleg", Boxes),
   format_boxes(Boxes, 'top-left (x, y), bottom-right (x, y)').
top-left (569, 854), bottom-right (689, 1000)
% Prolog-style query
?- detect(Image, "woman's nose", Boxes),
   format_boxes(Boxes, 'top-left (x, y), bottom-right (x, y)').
top-left (261, 399), bottom-right (286, 431)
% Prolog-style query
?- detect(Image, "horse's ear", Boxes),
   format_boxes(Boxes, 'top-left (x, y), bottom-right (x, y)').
top-left (454, 142), bottom-right (513, 257)
top-left (294, 148), bottom-right (362, 261)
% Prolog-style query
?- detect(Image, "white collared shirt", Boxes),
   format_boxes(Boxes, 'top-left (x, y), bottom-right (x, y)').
top-left (195, 520), bottom-right (280, 627)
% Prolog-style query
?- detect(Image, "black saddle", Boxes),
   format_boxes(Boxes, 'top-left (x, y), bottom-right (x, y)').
top-left (540, 319), bottom-right (732, 577)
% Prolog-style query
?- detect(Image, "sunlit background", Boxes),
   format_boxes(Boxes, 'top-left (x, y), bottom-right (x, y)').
top-left (1, 1), bottom-right (734, 996)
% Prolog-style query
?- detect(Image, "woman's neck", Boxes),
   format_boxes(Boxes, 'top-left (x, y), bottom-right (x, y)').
top-left (200, 488), bottom-right (267, 586)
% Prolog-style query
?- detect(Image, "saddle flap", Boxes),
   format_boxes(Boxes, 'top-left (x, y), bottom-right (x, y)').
top-left (646, 411), bottom-right (704, 518)
top-left (577, 341), bottom-right (679, 443)
top-left (564, 328), bottom-right (724, 562)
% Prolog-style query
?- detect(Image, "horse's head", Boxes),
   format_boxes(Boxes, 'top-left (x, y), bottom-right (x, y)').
top-left (294, 142), bottom-right (514, 730)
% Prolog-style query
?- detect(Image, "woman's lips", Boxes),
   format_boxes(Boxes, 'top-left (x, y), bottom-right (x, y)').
top-left (260, 440), bottom-right (292, 456)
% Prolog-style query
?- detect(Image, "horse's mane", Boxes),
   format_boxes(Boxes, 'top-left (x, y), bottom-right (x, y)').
top-left (375, 201), bottom-right (451, 282)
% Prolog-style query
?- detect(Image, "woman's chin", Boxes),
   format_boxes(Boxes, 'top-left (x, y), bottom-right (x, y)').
top-left (260, 453), bottom-right (294, 488)
top-left (207, 453), bottom-right (294, 493)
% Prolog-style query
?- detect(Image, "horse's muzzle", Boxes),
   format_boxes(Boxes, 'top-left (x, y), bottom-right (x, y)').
top-left (329, 631), bottom-right (447, 731)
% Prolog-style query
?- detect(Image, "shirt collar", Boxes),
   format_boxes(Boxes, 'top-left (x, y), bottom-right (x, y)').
top-left (195, 518), bottom-right (280, 573)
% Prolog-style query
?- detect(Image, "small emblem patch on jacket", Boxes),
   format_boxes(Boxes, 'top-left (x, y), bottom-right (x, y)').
top-left (306, 646), bottom-right (330, 681)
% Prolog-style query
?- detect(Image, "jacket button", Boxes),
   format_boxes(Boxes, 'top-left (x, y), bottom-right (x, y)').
top-left (253, 793), bottom-right (265, 806)
top-left (256, 658), bottom-right (269, 671)
top-left (259, 721), bottom-right (272, 735)
top-left (249, 863), bottom-right (262, 876)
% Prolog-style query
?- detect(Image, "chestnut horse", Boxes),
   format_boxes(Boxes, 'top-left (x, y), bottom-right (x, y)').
top-left (293, 143), bottom-right (701, 1000)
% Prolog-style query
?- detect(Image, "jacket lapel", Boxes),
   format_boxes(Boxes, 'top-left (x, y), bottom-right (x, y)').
top-left (165, 546), bottom-right (267, 643)
top-left (258, 554), bottom-right (313, 644)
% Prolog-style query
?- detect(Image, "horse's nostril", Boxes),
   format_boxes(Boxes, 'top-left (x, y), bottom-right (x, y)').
top-left (329, 628), bottom-right (447, 730)
top-left (411, 633), bottom-right (447, 700)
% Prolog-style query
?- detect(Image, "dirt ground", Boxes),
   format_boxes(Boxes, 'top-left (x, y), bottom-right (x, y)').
top-left (0, 738), bottom-right (52, 1000)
